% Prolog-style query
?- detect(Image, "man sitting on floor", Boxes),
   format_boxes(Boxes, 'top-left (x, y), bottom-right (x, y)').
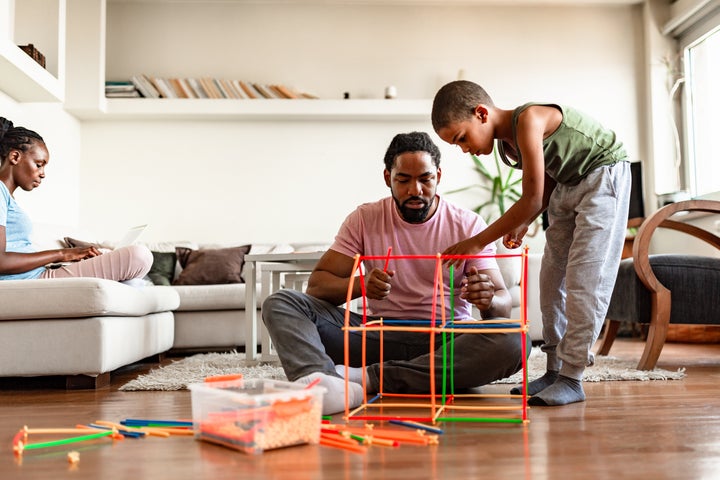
top-left (262, 131), bottom-right (529, 414)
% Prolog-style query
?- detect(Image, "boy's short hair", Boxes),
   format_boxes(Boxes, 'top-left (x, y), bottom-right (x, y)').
top-left (431, 80), bottom-right (495, 131)
top-left (383, 131), bottom-right (441, 171)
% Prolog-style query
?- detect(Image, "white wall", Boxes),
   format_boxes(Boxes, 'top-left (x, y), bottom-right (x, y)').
top-left (81, 2), bottom-right (643, 245)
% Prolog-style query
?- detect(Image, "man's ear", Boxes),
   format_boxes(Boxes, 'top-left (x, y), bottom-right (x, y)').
top-left (384, 169), bottom-right (391, 187)
top-left (436, 167), bottom-right (442, 184)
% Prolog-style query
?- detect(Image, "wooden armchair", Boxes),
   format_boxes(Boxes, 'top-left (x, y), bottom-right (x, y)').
top-left (597, 199), bottom-right (720, 370)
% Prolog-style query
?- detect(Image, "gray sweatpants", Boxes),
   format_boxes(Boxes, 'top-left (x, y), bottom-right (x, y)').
top-left (540, 162), bottom-right (631, 379)
top-left (262, 289), bottom-right (529, 394)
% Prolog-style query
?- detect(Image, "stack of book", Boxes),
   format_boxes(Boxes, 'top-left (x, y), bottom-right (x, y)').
top-left (105, 80), bottom-right (141, 98)
top-left (120, 75), bottom-right (318, 100)
top-left (18, 44), bottom-right (46, 69)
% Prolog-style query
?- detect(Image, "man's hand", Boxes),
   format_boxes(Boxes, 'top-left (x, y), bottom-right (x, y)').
top-left (460, 266), bottom-right (495, 311)
top-left (365, 267), bottom-right (394, 300)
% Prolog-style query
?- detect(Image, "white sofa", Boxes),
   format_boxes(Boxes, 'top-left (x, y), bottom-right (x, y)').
top-left (0, 278), bottom-right (179, 388)
top-left (0, 226), bottom-right (541, 388)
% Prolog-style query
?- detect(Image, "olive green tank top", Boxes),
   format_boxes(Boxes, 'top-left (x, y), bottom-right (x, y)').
top-left (497, 103), bottom-right (628, 185)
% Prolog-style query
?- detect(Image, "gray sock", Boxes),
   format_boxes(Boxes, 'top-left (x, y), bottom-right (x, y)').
top-left (296, 372), bottom-right (364, 415)
top-left (335, 364), bottom-right (368, 385)
top-left (510, 370), bottom-right (559, 396)
top-left (527, 375), bottom-right (586, 406)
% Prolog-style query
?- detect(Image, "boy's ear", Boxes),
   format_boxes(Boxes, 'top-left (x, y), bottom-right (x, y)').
top-left (474, 104), bottom-right (489, 122)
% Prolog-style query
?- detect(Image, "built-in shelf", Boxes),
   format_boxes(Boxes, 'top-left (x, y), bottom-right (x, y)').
top-left (0, 39), bottom-right (63, 103)
top-left (74, 98), bottom-right (433, 121)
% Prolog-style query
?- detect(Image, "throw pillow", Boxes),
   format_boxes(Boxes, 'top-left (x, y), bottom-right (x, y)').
top-left (173, 245), bottom-right (251, 285)
top-left (63, 237), bottom-right (108, 249)
top-left (148, 251), bottom-right (177, 286)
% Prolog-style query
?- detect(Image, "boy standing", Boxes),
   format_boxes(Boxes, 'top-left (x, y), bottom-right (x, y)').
top-left (432, 80), bottom-right (631, 406)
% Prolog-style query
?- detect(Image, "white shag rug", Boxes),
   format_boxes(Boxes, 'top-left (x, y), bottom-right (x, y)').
top-left (119, 348), bottom-right (685, 391)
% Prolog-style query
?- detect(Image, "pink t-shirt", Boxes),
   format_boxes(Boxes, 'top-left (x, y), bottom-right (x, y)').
top-left (331, 196), bottom-right (498, 321)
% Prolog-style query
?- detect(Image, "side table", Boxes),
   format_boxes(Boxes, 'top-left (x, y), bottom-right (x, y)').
top-left (244, 251), bottom-right (325, 362)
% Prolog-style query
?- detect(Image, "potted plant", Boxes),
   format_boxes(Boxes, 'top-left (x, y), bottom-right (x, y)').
top-left (445, 148), bottom-right (522, 224)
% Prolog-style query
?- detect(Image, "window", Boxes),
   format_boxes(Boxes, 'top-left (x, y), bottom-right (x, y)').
top-left (679, 10), bottom-right (720, 199)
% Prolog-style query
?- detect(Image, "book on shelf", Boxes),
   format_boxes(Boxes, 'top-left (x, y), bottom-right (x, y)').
top-left (105, 80), bottom-right (140, 98)
top-left (220, 79), bottom-right (246, 99)
top-left (18, 44), bottom-right (46, 69)
top-left (212, 78), bottom-right (233, 99)
top-left (147, 76), bottom-right (177, 98)
top-left (238, 81), bottom-right (259, 99)
top-left (118, 75), bottom-right (320, 100)
top-left (131, 75), bottom-right (160, 99)
top-left (270, 84), bottom-right (299, 99)
top-left (187, 78), bottom-right (208, 99)
top-left (169, 78), bottom-right (193, 99)
top-left (200, 77), bottom-right (223, 99)
top-left (252, 83), bottom-right (280, 99)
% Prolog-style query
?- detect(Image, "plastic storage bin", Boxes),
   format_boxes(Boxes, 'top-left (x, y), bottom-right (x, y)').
top-left (189, 378), bottom-right (325, 454)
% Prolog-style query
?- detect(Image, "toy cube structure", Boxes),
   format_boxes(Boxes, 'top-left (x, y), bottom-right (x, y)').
top-left (341, 249), bottom-right (529, 425)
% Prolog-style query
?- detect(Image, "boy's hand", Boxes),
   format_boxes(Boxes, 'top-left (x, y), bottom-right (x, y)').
top-left (503, 225), bottom-right (529, 249)
top-left (442, 237), bottom-right (485, 270)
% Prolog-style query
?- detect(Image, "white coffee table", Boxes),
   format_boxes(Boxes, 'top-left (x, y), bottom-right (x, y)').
top-left (244, 251), bottom-right (325, 361)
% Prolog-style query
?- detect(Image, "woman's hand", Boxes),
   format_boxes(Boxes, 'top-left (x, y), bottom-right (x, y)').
top-left (364, 267), bottom-right (394, 300)
top-left (58, 246), bottom-right (102, 263)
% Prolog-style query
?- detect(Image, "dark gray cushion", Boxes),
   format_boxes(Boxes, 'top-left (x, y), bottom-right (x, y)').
top-left (607, 255), bottom-right (720, 325)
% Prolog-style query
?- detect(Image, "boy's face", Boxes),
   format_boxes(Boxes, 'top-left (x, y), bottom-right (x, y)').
top-left (436, 106), bottom-right (494, 157)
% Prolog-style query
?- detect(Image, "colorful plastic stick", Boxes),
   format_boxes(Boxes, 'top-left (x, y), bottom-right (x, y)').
top-left (389, 419), bottom-right (444, 435)
top-left (14, 429), bottom-right (116, 455)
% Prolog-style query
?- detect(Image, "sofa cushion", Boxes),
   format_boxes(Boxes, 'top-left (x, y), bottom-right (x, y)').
top-left (174, 245), bottom-right (251, 285)
top-left (171, 283), bottom-right (247, 311)
top-left (0, 278), bottom-right (180, 320)
top-left (148, 251), bottom-right (177, 286)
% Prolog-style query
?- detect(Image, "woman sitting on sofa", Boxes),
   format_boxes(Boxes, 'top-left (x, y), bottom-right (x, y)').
top-left (0, 117), bottom-right (151, 282)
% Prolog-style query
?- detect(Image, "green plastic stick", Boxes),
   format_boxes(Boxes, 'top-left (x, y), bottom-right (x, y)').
top-left (21, 429), bottom-right (114, 451)
top-left (438, 417), bottom-right (524, 424)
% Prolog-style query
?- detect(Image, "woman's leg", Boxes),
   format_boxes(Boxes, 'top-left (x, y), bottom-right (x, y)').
top-left (40, 245), bottom-right (152, 282)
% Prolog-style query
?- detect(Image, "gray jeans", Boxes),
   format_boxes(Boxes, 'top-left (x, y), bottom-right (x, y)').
top-left (540, 162), bottom-right (631, 378)
top-left (262, 289), bottom-right (529, 394)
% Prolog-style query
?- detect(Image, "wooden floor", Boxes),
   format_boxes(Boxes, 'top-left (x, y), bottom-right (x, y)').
top-left (2, 338), bottom-right (720, 480)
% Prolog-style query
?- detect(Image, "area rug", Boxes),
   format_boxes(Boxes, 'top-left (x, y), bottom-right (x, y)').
top-left (119, 348), bottom-right (685, 391)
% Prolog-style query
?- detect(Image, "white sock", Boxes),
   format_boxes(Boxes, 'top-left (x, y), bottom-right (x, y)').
top-left (295, 372), bottom-right (364, 416)
top-left (334, 364), bottom-right (369, 385)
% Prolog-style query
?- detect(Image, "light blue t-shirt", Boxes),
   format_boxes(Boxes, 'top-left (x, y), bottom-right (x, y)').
top-left (0, 183), bottom-right (45, 280)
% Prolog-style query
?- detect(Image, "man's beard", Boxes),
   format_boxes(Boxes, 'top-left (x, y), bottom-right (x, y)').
top-left (394, 196), bottom-right (432, 223)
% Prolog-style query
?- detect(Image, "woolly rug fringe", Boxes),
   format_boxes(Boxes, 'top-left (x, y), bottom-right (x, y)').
top-left (119, 348), bottom-right (685, 391)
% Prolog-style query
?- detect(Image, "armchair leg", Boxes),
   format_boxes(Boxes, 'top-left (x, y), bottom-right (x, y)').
top-left (636, 322), bottom-right (668, 370)
top-left (637, 293), bottom-right (672, 370)
top-left (597, 319), bottom-right (620, 356)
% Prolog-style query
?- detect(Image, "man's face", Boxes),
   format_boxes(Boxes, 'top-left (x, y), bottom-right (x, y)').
top-left (384, 151), bottom-right (441, 224)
